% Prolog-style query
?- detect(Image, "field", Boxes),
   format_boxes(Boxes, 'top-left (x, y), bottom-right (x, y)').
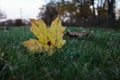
top-left (0, 27), bottom-right (120, 80)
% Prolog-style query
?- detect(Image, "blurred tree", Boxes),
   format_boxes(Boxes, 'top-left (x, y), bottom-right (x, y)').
top-left (56, 1), bottom-right (77, 14)
top-left (81, 1), bottom-right (92, 24)
top-left (14, 19), bottom-right (23, 26)
top-left (90, 0), bottom-right (97, 24)
top-left (38, 0), bottom-right (117, 27)
top-left (56, 1), bottom-right (78, 25)
top-left (38, 3), bottom-right (58, 25)
top-left (97, 0), bottom-right (115, 25)
top-left (57, 0), bottom-right (92, 25)
top-left (97, 7), bottom-right (109, 24)
top-left (107, 0), bottom-right (115, 25)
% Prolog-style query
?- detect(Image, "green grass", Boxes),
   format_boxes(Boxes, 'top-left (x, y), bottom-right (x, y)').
top-left (0, 27), bottom-right (120, 80)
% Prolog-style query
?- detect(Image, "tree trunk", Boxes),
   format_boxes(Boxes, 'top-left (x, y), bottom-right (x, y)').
top-left (91, 0), bottom-right (96, 24)
top-left (108, 0), bottom-right (115, 25)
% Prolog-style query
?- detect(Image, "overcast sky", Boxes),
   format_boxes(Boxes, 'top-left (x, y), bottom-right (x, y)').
top-left (0, 0), bottom-right (48, 19)
top-left (0, 0), bottom-right (120, 19)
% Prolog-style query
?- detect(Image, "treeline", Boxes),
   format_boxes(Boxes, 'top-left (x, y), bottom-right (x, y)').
top-left (0, 19), bottom-right (30, 27)
top-left (38, 0), bottom-right (120, 28)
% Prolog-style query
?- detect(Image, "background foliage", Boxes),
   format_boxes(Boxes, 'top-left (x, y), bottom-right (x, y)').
top-left (38, 0), bottom-right (120, 28)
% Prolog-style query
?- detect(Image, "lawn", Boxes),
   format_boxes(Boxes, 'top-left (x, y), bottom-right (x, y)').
top-left (0, 27), bottom-right (120, 80)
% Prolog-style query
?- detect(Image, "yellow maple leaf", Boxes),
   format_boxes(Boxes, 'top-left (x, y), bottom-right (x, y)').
top-left (21, 16), bottom-right (66, 55)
